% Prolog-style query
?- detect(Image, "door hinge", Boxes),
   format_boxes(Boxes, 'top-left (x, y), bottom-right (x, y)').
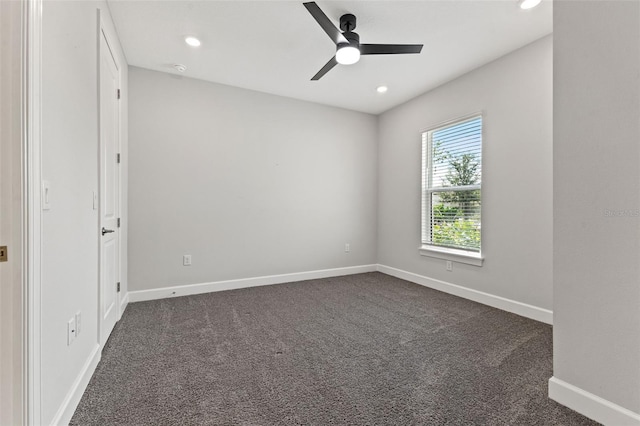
top-left (116, 153), bottom-right (121, 163)
top-left (117, 218), bottom-right (121, 228)
top-left (0, 246), bottom-right (7, 262)
top-left (117, 282), bottom-right (121, 292)
top-left (117, 89), bottom-right (121, 100)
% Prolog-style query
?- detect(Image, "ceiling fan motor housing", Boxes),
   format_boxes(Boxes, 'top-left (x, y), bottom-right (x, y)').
top-left (338, 30), bottom-right (360, 51)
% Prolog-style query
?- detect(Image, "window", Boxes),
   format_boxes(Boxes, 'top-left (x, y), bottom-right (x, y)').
top-left (421, 115), bottom-right (483, 264)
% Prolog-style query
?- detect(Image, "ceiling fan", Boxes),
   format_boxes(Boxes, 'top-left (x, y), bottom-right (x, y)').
top-left (303, 2), bottom-right (423, 81)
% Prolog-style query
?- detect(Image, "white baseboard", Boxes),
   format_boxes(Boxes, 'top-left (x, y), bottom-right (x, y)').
top-left (50, 344), bottom-right (101, 426)
top-left (549, 376), bottom-right (640, 425)
top-left (129, 264), bottom-right (378, 303)
top-left (376, 264), bottom-right (553, 324)
top-left (118, 291), bottom-right (129, 320)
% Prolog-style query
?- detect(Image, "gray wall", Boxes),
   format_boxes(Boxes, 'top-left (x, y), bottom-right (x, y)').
top-left (128, 67), bottom-right (378, 291)
top-left (377, 36), bottom-right (553, 310)
top-left (553, 0), bottom-right (640, 414)
top-left (41, 2), bottom-right (99, 422)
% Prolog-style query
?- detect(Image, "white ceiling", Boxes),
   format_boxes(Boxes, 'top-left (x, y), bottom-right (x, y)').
top-left (106, 0), bottom-right (552, 114)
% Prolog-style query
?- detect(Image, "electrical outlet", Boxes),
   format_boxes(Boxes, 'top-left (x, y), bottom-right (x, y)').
top-left (446, 261), bottom-right (453, 272)
top-left (75, 312), bottom-right (81, 336)
top-left (345, 243), bottom-right (350, 253)
top-left (183, 255), bottom-right (192, 266)
top-left (67, 317), bottom-right (76, 346)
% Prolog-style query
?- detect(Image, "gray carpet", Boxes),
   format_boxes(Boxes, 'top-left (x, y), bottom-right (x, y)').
top-left (71, 272), bottom-right (597, 425)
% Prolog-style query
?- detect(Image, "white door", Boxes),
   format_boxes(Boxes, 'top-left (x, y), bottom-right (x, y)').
top-left (99, 28), bottom-right (120, 346)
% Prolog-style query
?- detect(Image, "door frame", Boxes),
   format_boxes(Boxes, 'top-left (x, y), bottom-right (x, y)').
top-left (97, 14), bottom-right (123, 346)
top-left (0, 0), bottom-right (38, 424)
top-left (23, 0), bottom-right (43, 424)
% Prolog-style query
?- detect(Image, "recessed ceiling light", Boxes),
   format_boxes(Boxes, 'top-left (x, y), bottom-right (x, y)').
top-left (376, 86), bottom-right (388, 94)
top-left (519, 0), bottom-right (542, 10)
top-left (185, 36), bottom-right (201, 47)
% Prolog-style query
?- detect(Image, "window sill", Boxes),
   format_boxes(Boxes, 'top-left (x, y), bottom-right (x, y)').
top-left (419, 245), bottom-right (484, 266)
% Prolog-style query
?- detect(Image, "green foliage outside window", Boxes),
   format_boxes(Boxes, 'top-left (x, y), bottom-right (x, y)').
top-left (432, 218), bottom-right (481, 251)
top-left (431, 141), bottom-right (481, 251)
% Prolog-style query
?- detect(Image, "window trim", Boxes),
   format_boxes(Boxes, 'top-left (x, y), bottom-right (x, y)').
top-left (420, 113), bottom-right (484, 265)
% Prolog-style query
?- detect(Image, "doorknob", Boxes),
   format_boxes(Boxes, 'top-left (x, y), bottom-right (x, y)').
top-left (101, 227), bottom-right (115, 236)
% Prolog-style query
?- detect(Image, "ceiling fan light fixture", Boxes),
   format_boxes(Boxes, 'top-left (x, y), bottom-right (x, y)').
top-left (518, 0), bottom-right (542, 9)
top-left (336, 45), bottom-right (360, 65)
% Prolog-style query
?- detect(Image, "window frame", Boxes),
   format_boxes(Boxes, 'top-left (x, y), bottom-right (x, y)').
top-left (420, 113), bottom-right (484, 266)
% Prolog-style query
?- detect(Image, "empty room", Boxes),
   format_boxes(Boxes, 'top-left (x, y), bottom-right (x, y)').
top-left (2, 0), bottom-right (639, 425)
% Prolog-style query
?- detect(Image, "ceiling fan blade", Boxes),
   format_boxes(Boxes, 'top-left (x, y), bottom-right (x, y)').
top-left (303, 2), bottom-right (348, 45)
top-left (360, 44), bottom-right (423, 55)
top-left (311, 56), bottom-right (338, 81)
